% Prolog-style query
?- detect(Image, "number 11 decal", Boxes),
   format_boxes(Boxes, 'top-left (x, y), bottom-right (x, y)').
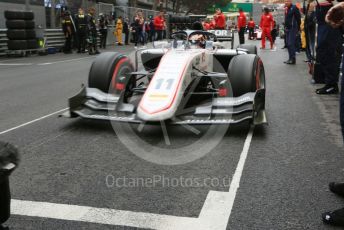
top-left (155, 79), bottom-right (175, 91)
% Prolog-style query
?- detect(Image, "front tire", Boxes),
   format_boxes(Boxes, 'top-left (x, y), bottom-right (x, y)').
top-left (227, 54), bottom-right (265, 97)
top-left (88, 52), bottom-right (133, 93)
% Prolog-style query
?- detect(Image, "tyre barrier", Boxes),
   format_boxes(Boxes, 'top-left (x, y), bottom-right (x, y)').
top-left (6, 29), bottom-right (36, 40)
top-left (7, 40), bottom-right (28, 50)
top-left (5, 20), bottom-right (35, 30)
top-left (4, 10), bottom-right (37, 53)
top-left (0, 28), bottom-right (103, 56)
top-left (4, 10), bottom-right (34, 20)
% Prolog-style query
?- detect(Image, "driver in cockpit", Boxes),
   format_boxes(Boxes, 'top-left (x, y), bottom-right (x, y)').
top-left (189, 21), bottom-right (207, 48)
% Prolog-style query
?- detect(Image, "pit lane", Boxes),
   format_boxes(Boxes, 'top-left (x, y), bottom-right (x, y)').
top-left (0, 39), bottom-right (343, 229)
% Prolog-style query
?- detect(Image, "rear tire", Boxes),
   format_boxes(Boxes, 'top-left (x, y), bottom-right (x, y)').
top-left (227, 54), bottom-right (265, 97)
top-left (88, 52), bottom-right (133, 93)
top-left (237, 44), bottom-right (257, 54)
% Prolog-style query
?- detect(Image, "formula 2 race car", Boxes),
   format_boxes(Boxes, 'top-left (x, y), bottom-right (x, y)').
top-left (64, 30), bottom-right (266, 125)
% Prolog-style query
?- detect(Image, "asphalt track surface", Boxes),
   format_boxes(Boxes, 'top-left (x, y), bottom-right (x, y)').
top-left (0, 38), bottom-right (343, 230)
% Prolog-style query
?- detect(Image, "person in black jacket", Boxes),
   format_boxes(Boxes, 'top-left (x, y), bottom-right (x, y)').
top-left (98, 13), bottom-right (109, 49)
top-left (75, 8), bottom-right (87, 53)
top-left (304, 0), bottom-right (316, 62)
top-left (314, 0), bottom-right (342, 94)
top-left (123, 17), bottom-right (130, 45)
top-left (284, 0), bottom-right (301, 64)
top-left (87, 7), bottom-right (100, 55)
top-left (320, 4), bottom-right (344, 226)
top-left (61, 11), bottom-right (75, 54)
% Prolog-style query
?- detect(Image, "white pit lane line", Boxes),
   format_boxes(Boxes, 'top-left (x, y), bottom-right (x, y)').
top-left (37, 56), bottom-right (95, 66)
top-left (0, 57), bottom-right (94, 66)
top-left (10, 125), bottom-right (255, 229)
top-left (0, 63), bottom-right (34, 66)
top-left (0, 108), bottom-right (68, 136)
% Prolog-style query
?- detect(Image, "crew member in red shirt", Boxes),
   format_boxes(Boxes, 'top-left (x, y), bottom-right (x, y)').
top-left (237, 8), bottom-right (247, 44)
top-left (260, 7), bottom-right (274, 49)
top-left (214, 8), bottom-right (226, 29)
top-left (247, 17), bottom-right (255, 40)
top-left (154, 11), bottom-right (165, 41)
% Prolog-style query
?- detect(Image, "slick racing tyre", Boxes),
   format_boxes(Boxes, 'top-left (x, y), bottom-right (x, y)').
top-left (4, 11), bottom-right (34, 20)
top-left (6, 29), bottom-right (36, 40)
top-left (7, 40), bottom-right (27, 50)
top-left (237, 44), bottom-right (258, 54)
top-left (228, 54), bottom-right (265, 97)
top-left (6, 20), bottom-right (35, 29)
top-left (89, 52), bottom-right (134, 93)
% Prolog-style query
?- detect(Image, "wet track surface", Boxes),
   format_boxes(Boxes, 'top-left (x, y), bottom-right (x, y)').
top-left (0, 39), bottom-right (343, 229)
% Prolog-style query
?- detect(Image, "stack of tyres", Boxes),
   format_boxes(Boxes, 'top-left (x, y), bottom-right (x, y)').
top-left (5, 10), bottom-right (38, 50)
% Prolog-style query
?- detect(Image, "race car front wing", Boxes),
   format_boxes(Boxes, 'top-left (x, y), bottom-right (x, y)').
top-left (63, 87), bottom-right (267, 125)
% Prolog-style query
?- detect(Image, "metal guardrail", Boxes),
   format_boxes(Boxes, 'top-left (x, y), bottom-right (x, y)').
top-left (44, 29), bottom-right (65, 49)
top-left (0, 29), bottom-right (8, 57)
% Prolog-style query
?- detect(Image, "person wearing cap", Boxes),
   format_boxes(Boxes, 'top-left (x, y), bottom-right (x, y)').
top-left (260, 7), bottom-right (274, 49)
top-left (214, 8), bottom-right (226, 30)
top-left (61, 10), bottom-right (75, 54)
top-left (284, 0), bottom-right (301, 64)
top-left (237, 8), bottom-right (247, 44)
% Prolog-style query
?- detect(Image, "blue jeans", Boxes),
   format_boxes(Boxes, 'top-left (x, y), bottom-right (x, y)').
top-left (286, 28), bottom-right (297, 60)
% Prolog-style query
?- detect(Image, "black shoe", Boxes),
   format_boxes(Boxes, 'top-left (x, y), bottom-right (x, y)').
top-left (316, 85), bottom-right (339, 95)
top-left (281, 46), bottom-right (287, 49)
top-left (323, 208), bottom-right (344, 226)
top-left (329, 182), bottom-right (344, 197)
top-left (284, 59), bottom-right (296, 65)
top-left (0, 225), bottom-right (9, 230)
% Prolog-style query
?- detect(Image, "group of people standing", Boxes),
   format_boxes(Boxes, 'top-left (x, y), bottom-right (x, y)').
top-left (112, 10), bottom-right (167, 48)
top-left (128, 10), bottom-right (167, 48)
top-left (61, 7), bottom-right (105, 55)
top-left (285, 0), bottom-right (344, 226)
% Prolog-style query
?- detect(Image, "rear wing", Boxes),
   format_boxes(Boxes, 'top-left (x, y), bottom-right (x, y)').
top-left (207, 30), bottom-right (235, 49)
